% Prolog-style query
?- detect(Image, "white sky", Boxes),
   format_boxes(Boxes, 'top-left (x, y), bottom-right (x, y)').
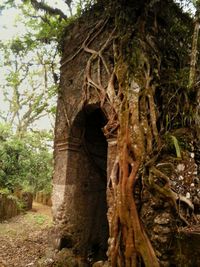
top-left (0, 8), bottom-right (26, 41)
top-left (0, 0), bottom-right (71, 41)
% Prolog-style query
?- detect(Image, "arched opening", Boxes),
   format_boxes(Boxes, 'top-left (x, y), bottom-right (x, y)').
top-left (68, 106), bottom-right (109, 264)
top-left (83, 108), bottom-right (108, 263)
top-left (84, 108), bottom-right (108, 179)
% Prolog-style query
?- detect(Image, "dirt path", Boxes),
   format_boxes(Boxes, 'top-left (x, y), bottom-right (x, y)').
top-left (0, 202), bottom-right (54, 267)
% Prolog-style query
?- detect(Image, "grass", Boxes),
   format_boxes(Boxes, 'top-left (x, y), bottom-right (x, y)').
top-left (24, 212), bottom-right (52, 227)
top-left (0, 204), bottom-right (52, 239)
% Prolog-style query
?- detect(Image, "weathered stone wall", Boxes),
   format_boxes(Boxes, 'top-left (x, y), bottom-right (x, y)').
top-left (0, 191), bottom-right (34, 222)
top-left (0, 193), bottom-right (19, 222)
top-left (53, 107), bottom-right (109, 262)
top-left (14, 190), bottom-right (33, 211)
top-left (20, 192), bottom-right (33, 210)
top-left (35, 191), bottom-right (52, 206)
top-left (52, 3), bottom-right (113, 215)
top-left (52, 7), bottom-right (113, 261)
top-left (52, 1), bottom-right (200, 266)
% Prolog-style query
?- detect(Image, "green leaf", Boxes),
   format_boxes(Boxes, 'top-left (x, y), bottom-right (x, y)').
top-left (171, 135), bottom-right (182, 158)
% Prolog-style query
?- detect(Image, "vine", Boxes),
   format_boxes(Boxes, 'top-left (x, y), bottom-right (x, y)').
top-left (77, 14), bottom-right (160, 266)
top-left (62, 1), bottom-right (196, 266)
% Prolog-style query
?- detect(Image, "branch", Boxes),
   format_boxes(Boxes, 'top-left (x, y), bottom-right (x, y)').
top-left (0, 113), bottom-right (7, 122)
top-left (29, 0), bottom-right (67, 20)
top-left (65, 0), bottom-right (73, 16)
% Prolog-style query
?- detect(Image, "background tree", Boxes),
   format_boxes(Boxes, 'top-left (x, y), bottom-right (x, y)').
top-left (0, 123), bottom-right (53, 193)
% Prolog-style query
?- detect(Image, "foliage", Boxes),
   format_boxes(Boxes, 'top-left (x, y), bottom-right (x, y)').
top-left (32, 214), bottom-right (47, 225)
top-left (0, 123), bottom-right (53, 193)
top-left (163, 133), bottom-right (182, 157)
top-left (76, 0), bottom-right (97, 15)
top-left (0, 187), bottom-right (10, 195)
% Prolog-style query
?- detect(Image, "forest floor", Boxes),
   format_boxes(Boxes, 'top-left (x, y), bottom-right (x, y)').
top-left (0, 202), bottom-right (55, 267)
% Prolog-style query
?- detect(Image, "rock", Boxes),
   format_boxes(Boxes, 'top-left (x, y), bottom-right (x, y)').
top-left (159, 260), bottom-right (170, 267)
top-left (176, 164), bottom-right (185, 172)
top-left (54, 248), bottom-right (78, 267)
top-left (190, 153), bottom-right (195, 158)
top-left (153, 225), bottom-right (171, 234)
top-left (186, 192), bottom-right (191, 199)
top-left (171, 181), bottom-right (177, 186)
top-left (154, 234), bottom-right (169, 243)
top-left (26, 262), bottom-right (34, 266)
top-left (178, 175), bottom-right (184, 181)
top-left (154, 213), bottom-right (171, 225)
top-left (44, 258), bottom-right (54, 264)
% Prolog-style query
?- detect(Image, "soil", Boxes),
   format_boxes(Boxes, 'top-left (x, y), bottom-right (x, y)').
top-left (0, 202), bottom-right (54, 267)
top-left (1, 202), bottom-right (199, 267)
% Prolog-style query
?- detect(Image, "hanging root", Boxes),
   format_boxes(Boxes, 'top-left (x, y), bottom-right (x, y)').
top-left (61, 18), bottom-right (109, 67)
top-left (76, 12), bottom-right (184, 266)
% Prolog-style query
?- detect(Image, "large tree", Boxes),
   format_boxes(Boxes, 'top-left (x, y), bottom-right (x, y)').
top-left (1, 0), bottom-right (200, 265)
top-left (52, 0), bottom-right (200, 266)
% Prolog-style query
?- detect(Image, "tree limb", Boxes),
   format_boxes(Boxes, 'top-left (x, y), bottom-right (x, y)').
top-left (29, 0), bottom-right (67, 20)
